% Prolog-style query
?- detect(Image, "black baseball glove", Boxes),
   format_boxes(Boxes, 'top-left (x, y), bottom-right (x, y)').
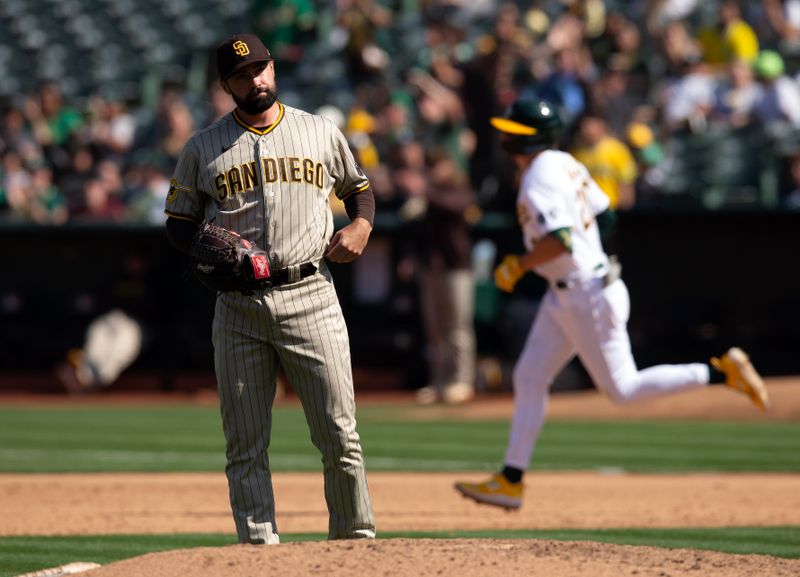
top-left (189, 220), bottom-right (271, 294)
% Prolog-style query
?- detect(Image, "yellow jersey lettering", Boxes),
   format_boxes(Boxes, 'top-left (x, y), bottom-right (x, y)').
top-left (217, 158), bottom-right (326, 196)
top-left (302, 158), bottom-right (315, 184)
top-left (263, 158), bottom-right (278, 183)
top-left (227, 166), bottom-right (243, 194)
top-left (278, 157), bottom-right (288, 182)
top-left (242, 161), bottom-right (258, 190)
top-left (315, 163), bottom-right (324, 188)
top-left (215, 173), bottom-right (229, 200)
top-left (288, 157), bottom-right (301, 182)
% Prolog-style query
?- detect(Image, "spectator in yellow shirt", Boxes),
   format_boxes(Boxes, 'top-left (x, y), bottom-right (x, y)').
top-left (570, 113), bottom-right (638, 210)
top-left (696, 0), bottom-right (759, 66)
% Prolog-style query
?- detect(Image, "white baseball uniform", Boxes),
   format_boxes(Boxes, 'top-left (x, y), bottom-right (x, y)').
top-left (504, 150), bottom-right (710, 470)
top-left (165, 102), bottom-right (375, 542)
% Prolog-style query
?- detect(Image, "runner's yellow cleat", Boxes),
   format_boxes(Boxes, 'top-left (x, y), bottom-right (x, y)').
top-left (711, 347), bottom-right (770, 410)
top-left (455, 473), bottom-right (523, 510)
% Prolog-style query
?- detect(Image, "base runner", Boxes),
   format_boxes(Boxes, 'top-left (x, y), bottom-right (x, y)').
top-left (455, 97), bottom-right (770, 510)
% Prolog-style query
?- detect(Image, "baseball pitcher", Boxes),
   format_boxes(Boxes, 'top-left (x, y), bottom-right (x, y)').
top-left (164, 34), bottom-right (376, 543)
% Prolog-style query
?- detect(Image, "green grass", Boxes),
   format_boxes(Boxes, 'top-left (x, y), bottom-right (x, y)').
top-left (0, 404), bottom-right (798, 576)
top-left (1, 527), bottom-right (798, 577)
top-left (0, 405), bottom-right (798, 473)
top-left (0, 534), bottom-right (236, 577)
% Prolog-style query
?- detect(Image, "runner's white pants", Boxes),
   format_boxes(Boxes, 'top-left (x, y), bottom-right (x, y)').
top-left (504, 278), bottom-right (710, 470)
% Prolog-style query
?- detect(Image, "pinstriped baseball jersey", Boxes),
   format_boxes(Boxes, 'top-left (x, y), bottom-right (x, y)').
top-left (165, 101), bottom-right (376, 543)
top-left (165, 102), bottom-right (369, 269)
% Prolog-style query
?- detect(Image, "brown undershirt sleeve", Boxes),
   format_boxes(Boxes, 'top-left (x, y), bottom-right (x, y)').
top-left (166, 217), bottom-right (199, 255)
top-left (343, 186), bottom-right (375, 226)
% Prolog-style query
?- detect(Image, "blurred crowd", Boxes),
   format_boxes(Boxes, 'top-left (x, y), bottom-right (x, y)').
top-left (4, 0), bottom-right (800, 226)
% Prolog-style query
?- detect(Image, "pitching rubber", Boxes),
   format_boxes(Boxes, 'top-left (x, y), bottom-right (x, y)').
top-left (13, 562), bottom-right (102, 577)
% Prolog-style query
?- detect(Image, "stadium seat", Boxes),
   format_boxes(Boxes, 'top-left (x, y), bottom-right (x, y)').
top-left (0, 0), bottom-right (249, 97)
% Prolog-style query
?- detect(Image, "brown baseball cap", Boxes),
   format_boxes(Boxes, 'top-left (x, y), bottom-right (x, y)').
top-left (216, 33), bottom-right (273, 80)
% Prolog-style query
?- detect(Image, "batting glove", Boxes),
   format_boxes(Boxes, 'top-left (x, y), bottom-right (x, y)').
top-left (494, 254), bottom-right (525, 293)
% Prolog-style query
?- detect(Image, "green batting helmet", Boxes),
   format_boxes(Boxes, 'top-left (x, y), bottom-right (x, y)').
top-left (491, 97), bottom-right (562, 154)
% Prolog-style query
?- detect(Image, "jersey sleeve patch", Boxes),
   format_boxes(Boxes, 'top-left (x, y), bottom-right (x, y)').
top-left (166, 179), bottom-right (192, 204)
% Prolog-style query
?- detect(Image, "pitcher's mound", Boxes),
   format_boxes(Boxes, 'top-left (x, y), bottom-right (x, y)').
top-left (72, 538), bottom-right (798, 577)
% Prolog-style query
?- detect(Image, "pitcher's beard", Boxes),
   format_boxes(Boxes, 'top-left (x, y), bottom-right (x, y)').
top-left (234, 87), bottom-right (278, 116)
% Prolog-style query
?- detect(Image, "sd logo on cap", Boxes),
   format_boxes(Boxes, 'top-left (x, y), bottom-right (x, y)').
top-left (216, 33), bottom-right (273, 80)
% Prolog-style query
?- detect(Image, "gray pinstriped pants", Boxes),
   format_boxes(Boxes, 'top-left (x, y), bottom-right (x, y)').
top-left (212, 264), bottom-right (376, 543)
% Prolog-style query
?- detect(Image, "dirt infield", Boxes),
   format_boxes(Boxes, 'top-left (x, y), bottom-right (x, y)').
top-left (4, 471), bottom-right (799, 577)
top-left (3, 471), bottom-right (800, 536)
top-left (3, 379), bottom-right (800, 576)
